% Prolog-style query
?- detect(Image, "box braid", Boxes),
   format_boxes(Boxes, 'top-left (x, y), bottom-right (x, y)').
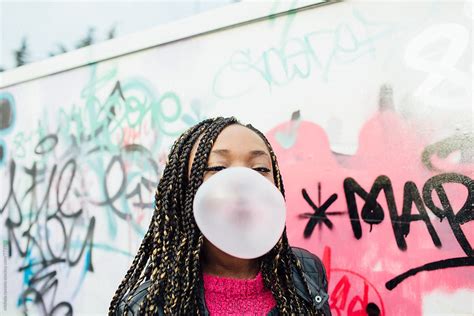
top-left (109, 117), bottom-right (324, 315)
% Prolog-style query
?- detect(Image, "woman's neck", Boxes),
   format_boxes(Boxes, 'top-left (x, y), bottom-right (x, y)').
top-left (201, 239), bottom-right (260, 279)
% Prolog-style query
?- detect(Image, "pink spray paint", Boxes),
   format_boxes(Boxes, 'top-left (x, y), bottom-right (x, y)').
top-left (266, 110), bottom-right (473, 315)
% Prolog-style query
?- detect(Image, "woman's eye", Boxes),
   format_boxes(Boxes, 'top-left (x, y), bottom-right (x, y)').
top-left (253, 167), bottom-right (271, 173)
top-left (205, 166), bottom-right (226, 172)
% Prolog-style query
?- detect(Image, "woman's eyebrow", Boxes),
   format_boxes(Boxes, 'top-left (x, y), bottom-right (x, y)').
top-left (210, 149), bottom-right (270, 159)
top-left (210, 149), bottom-right (230, 156)
top-left (249, 150), bottom-right (270, 159)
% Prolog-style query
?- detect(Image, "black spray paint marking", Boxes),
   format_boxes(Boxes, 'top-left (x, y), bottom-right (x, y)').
top-left (300, 182), bottom-right (342, 238)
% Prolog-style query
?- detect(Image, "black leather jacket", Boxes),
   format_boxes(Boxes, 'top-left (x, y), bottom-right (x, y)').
top-left (116, 247), bottom-right (331, 315)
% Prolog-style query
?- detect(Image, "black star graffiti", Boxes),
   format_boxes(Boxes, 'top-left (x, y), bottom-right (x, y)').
top-left (299, 182), bottom-right (344, 238)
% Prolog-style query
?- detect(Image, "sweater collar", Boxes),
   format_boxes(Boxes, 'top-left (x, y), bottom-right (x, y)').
top-left (202, 271), bottom-right (267, 297)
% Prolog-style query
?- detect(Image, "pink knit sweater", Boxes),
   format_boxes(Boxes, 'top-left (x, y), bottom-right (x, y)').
top-left (202, 271), bottom-right (276, 315)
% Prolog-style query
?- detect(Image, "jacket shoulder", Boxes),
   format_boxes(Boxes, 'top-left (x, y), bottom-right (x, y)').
top-left (291, 247), bottom-right (331, 315)
top-left (291, 247), bottom-right (327, 289)
top-left (115, 280), bottom-right (158, 315)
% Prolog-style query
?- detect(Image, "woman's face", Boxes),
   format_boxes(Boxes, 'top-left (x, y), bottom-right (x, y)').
top-left (189, 124), bottom-right (276, 266)
top-left (188, 124), bottom-right (275, 185)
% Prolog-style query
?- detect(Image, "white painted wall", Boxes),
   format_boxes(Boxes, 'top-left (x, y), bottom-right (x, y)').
top-left (0, 1), bottom-right (472, 315)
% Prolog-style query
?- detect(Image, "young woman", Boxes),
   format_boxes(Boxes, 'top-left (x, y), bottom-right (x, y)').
top-left (109, 117), bottom-right (331, 315)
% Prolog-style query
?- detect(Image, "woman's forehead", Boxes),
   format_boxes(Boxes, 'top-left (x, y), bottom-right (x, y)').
top-left (211, 124), bottom-right (268, 152)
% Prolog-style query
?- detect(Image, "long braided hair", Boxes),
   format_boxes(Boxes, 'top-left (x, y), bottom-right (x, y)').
top-left (109, 117), bottom-right (322, 315)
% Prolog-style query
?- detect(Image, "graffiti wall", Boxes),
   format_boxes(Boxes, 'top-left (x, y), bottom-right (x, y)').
top-left (0, 1), bottom-right (472, 315)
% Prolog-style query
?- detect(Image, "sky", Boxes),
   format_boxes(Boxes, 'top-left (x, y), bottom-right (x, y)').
top-left (0, 0), bottom-right (238, 71)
